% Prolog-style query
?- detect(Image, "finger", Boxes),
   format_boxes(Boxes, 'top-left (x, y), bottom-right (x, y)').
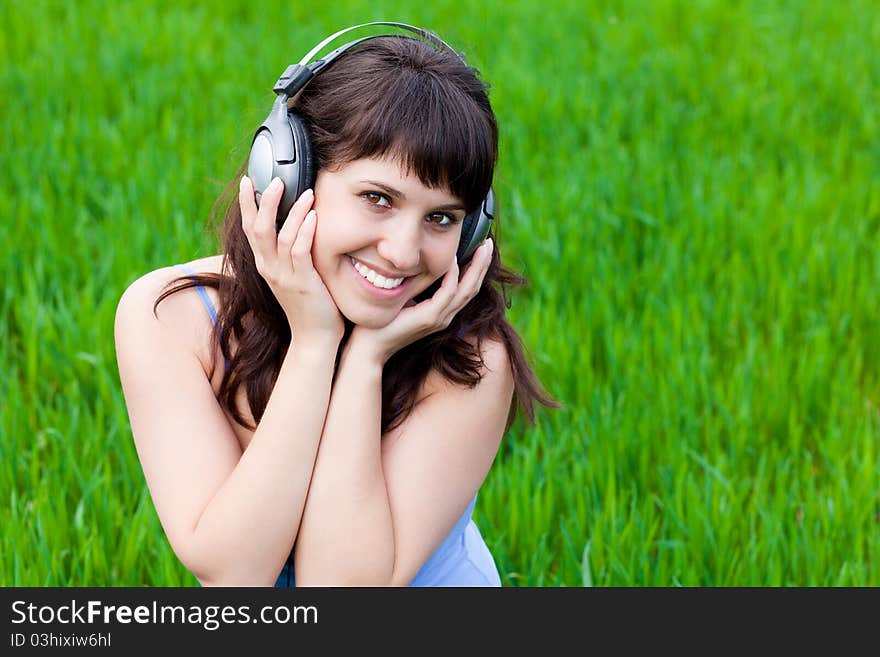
top-left (467, 238), bottom-right (493, 288)
top-left (427, 256), bottom-right (461, 311)
top-left (276, 188), bottom-right (315, 255)
top-left (290, 209), bottom-right (317, 267)
top-left (248, 177), bottom-right (285, 269)
top-left (239, 176), bottom-right (258, 232)
top-left (254, 177), bottom-right (284, 240)
top-left (240, 176), bottom-right (267, 269)
top-left (450, 239), bottom-right (493, 309)
top-left (414, 258), bottom-right (466, 332)
top-left (460, 238), bottom-right (493, 283)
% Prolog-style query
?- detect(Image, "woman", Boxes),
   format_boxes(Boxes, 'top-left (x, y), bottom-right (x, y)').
top-left (114, 25), bottom-right (558, 587)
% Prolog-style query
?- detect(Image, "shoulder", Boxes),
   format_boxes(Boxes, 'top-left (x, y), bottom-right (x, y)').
top-left (114, 255), bottom-right (226, 376)
top-left (433, 334), bottom-right (511, 391)
top-left (475, 335), bottom-right (513, 381)
top-left (411, 334), bottom-right (514, 418)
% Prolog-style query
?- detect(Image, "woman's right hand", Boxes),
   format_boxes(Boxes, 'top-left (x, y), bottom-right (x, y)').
top-left (239, 175), bottom-right (344, 348)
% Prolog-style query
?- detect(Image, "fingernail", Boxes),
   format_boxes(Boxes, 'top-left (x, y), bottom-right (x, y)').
top-left (484, 238), bottom-right (493, 254)
top-left (301, 188), bottom-right (314, 201)
top-left (269, 177), bottom-right (281, 191)
top-left (305, 210), bottom-right (316, 223)
top-left (240, 176), bottom-right (248, 189)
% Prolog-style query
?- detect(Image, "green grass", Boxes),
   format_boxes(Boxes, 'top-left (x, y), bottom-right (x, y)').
top-left (2, 0), bottom-right (879, 586)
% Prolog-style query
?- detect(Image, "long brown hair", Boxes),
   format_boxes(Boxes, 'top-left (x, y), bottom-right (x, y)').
top-left (155, 36), bottom-right (560, 435)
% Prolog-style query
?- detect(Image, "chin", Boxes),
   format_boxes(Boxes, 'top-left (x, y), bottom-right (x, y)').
top-left (339, 304), bottom-right (399, 330)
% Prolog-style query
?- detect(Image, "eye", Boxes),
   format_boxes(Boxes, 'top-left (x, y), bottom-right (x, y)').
top-left (362, 192), bottom-right (391, 208)
top-left (428, 212), bottom-right (461, 227)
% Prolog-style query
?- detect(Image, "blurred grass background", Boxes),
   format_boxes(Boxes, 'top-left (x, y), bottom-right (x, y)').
top-left (1, 0), bottom-right (879, 586)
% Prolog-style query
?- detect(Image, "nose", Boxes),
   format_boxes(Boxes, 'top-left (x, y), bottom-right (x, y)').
top-left (375, 215), bottom-right (421, 273)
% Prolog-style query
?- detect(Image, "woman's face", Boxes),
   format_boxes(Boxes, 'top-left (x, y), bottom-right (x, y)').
top-left (311, 155), bottom-right (467, 329)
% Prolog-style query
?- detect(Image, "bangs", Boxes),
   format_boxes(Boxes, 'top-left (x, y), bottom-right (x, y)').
top-left (340, 69), bottom-right (496, 211)
top-left (299, 38), bottom-right (498, 213)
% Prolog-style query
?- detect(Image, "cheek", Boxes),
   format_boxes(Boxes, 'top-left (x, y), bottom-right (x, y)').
top-left (313, 197), bottom-right (358, 244)
top-left (428, 233), bottom-right (460, 273)
top-left (309, 220), bottom-right (340, 279)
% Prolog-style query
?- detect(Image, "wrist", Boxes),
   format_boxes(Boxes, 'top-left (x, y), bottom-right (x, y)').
top-left (289, 335), bottom-right (341, 363)
top-left (343, 333), bottom-right (387, 370)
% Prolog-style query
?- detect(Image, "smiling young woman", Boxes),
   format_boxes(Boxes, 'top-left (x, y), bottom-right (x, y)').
top-left (114, 26), bottom-right (559, 587)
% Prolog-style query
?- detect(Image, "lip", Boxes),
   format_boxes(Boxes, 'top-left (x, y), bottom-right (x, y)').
top-left (350, 257), bottom-right (412, 279)
top-left (348, 256), bottom-right (413, 299)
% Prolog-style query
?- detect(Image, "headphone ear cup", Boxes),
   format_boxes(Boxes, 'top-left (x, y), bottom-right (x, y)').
top-left (456, 188), bottom-right (495, 265)
top-left (268, 113), bottom-right (315, 232)
top-left (288, 112), bottom-right (315, 197)
top-left (457, 213), bottom-right (478, 264)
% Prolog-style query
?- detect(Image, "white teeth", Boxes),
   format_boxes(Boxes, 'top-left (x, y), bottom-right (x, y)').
top-left (351, 258), bottom-right (405, 289)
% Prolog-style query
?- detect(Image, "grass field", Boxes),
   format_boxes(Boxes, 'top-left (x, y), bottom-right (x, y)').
top-left (2, 0), bottom-right (879, 586)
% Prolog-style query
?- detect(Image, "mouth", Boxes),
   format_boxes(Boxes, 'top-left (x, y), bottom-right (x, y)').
top-left (348, 256), bottom-right (413, 299)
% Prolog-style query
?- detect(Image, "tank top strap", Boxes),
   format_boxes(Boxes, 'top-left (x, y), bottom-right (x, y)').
top-left (178, 264), bottom-right (218, 326)
top-left (178, 264), bottom-right (229, 372)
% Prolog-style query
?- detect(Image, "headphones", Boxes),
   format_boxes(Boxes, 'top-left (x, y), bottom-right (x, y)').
top-left (247, 21), bottom-right (495, 266)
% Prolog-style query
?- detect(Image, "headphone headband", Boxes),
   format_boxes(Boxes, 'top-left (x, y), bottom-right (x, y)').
top-left (298, 21), bottom-right (460, 67)
top-left (272, 22), bottom-right (463, 100)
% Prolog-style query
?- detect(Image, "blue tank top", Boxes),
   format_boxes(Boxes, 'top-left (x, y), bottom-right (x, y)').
top-left (179, 264), bottom-right (502, 586)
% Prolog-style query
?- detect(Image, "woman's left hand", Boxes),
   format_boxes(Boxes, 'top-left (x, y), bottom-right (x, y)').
top-left (348, 239), bottom-right (494, 366)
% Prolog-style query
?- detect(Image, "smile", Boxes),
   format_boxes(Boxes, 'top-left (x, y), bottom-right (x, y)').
top-left (350, 257), bottom-right (406, 289)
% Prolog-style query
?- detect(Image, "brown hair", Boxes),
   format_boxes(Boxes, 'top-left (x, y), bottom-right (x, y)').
top-left (155, 36), bottom-right (560, 435)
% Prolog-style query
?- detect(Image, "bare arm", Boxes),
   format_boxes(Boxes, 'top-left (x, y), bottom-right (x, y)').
top-left (293, 335), bottom-right (513, 587)
top-left (115, 271), bottom-right (339, 586)
top-left (189, 340), bottom-right (338, 585)
top-left (292, 338), bottom-right (394, 586)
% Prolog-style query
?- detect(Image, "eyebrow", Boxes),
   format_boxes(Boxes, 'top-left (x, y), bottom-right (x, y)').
top-left (359, 180), bottom-right (466, 213)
